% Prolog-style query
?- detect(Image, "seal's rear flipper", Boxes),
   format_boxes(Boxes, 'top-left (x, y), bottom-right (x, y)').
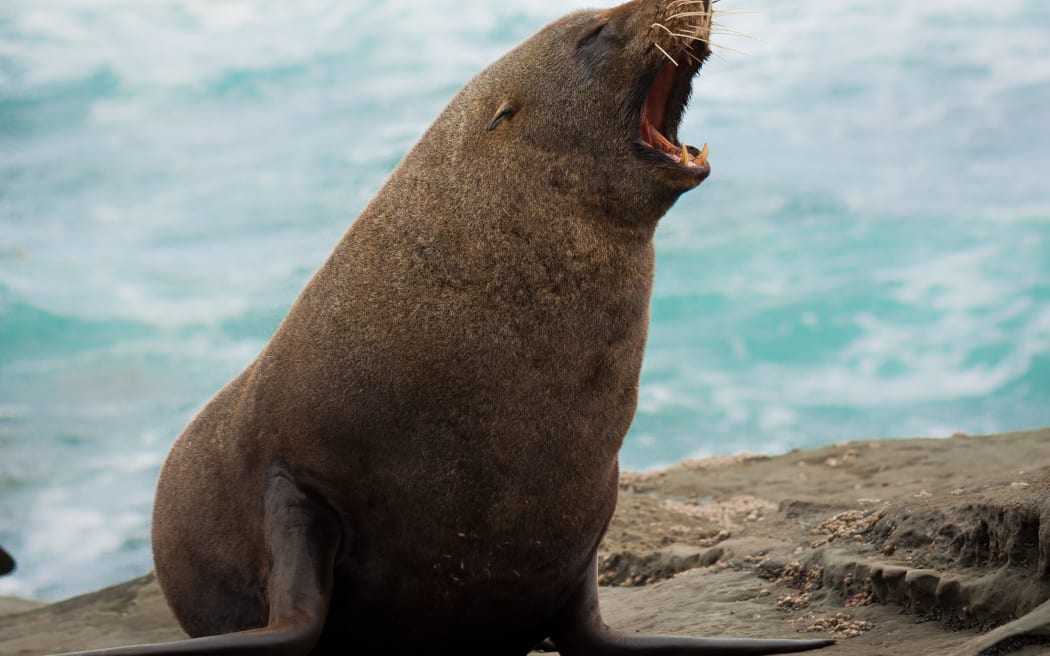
top-left (0, 546), bottom-right (14, 576)
top-left (52, 467), bottom-right (341, 656)
top-left (550, 558), bottom-right (834, 656)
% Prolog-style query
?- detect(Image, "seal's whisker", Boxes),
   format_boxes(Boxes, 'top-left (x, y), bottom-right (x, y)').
top-left (706, 49), bottom-right (733, 65)
top-left (665, 0), bottom-right (706, 9)
top-left (650, 22), bottom-right (680, 40)
top-left (652, 42), bottom-right (679, 66)
top-left (684, 49), bottom-right (703, 65)
top-left (666, 11), bottom-right (713, 21)
top-left (708, 30), bottom-right (759, 44)
top-left (711, 9), bottom-right (760, 18)
top-left (666, 0), bottom-right (708, 7)
top-left (710, 23), bottom-right (758, 40)
top-left (673, 31), bottom-right (708, 43)
top-left (708, 40), bottom-right (752, 57)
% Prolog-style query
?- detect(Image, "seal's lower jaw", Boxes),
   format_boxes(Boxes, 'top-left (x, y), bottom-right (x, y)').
top-left (639, 46), bottom-right (710, 186)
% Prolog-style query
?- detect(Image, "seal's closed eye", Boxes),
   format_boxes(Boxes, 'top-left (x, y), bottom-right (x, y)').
top-left (487, 100), bottom-right (519, 131)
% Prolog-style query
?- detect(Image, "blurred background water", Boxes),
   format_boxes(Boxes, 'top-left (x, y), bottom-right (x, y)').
top-left (1, 0), bottom-right (1048, 601)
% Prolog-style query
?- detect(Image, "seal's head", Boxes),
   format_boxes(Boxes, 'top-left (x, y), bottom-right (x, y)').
top-left (412, 0), bottom-right (715, 226)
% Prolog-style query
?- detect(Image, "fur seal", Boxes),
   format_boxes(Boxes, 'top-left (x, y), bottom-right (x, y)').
top-left (58, 1), bottom-right (832, 654)
top-left (0, 547), bottom-right (13, 576)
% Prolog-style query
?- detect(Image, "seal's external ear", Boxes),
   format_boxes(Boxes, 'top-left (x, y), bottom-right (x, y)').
top-left (488, 100), bottom-right (520, 131)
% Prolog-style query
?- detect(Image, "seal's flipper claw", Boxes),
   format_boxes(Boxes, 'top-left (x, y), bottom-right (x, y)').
top-left (533, 637), bottom-right (559, 652)
top-left (550, 558), bottom-right (834, 656)
top-left (49, 465), bottom-right (341, 656)
top-left (0, 546), bottom-right (14, 576)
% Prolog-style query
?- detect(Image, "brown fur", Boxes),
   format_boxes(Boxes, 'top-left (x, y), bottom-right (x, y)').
top-left (136, 2), bottom-right (828, 656)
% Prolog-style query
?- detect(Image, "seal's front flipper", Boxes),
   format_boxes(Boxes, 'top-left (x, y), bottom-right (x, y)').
top-left (0, 546), bottom-right (14, 576)
top-left (52, 466), bottom-right (341, 656)
top-left (549, 559), bottom-right (834, 656)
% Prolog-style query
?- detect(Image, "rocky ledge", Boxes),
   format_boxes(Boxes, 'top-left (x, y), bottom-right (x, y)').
top-left (2, 428), bottom-right (1048, 656)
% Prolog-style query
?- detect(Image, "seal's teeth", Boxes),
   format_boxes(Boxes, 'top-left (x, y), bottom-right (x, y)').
top-left (695, 142), bottom-right (710, 167)
top-left (680, 143), bottom-right (689, 165)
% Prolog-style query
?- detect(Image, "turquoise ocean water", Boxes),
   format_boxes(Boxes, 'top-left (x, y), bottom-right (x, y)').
top-left (1, 0), bottom-right (1048, 600)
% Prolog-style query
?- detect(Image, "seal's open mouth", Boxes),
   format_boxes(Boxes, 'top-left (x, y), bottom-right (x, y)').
top-left (640, 41), bottom-right (709, 172)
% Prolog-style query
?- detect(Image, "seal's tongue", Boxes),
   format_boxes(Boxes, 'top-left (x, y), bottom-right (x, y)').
top-left (640, 60), bottom-right (709, 169)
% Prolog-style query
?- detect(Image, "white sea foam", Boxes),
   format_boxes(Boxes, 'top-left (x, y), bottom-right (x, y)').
top-left (0, 481), bottom-right (153, 599)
